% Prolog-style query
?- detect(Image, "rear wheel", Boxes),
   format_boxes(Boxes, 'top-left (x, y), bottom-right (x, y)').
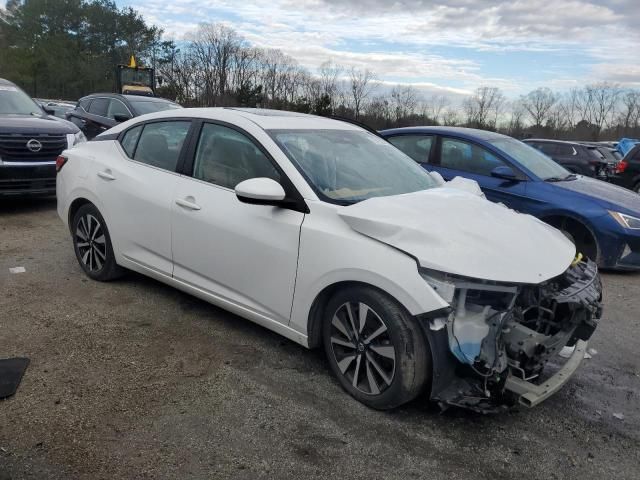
top-left (72, 204), bottom-right (124, 281)
top-left (633, 182), bottom-right (640, 194)
top-left (322, 286), bottom-right (430, 410)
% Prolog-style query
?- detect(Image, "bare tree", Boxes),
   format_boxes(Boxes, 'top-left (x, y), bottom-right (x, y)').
top-left (391, 85), bottom-right (419, 122)
top-left (463, 86), bottom-right (505, 129)
top-left (585, 82), bottom-right (620, 139)
top-left (349, 67), bottom-right (376, 120)
top-left (521, 87), bottom-right (556, 127)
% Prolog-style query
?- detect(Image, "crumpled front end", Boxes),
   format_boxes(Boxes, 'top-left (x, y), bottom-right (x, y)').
top-left (421, 258), bottom-right (602, 412)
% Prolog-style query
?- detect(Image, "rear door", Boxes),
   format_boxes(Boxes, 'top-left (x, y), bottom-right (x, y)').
top-left (171, 121), bottom-right (305, 324)
top-left (84, 98), bottom-right (114, 139)
top-left (93, 119), bottom-right (192, 276)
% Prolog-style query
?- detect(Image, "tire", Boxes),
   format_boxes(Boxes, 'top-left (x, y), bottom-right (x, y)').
top-left (322, 286), bottom-right (431, 410)
top-left (71, 203), bottom-right (124, 281)
top-left (634, 182), bottom-right (640, 194)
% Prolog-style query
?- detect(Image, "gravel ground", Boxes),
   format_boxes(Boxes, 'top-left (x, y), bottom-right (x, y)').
top-left (1, 198), bottom-right (639, 480)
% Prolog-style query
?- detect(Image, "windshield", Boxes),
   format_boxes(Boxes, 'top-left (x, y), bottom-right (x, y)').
top-left (0, 85), bottom-right (43, 115)
top-left (130, 100), bottom-right (181, 115)
top-left (489, 137), bottom-right (570, 180)
top-left (270, 129), bottom-right (437, 204)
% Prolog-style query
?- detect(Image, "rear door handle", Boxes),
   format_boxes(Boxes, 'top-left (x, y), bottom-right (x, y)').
top-left (175, 197), bottom-right (201, 211)
top-left (97, 170), bottom-right (115, 181)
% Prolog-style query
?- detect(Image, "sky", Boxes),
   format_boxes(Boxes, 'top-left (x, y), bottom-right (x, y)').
top-left (6, 0), bottom-right (640, 99)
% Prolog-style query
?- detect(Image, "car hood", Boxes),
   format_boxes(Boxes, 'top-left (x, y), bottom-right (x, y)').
top-left (339, 187), bottom-right (576, 284)
top-left (552, 176), bottom-right (640, 214)
top-left (0, 114), bottom-right (78, 134)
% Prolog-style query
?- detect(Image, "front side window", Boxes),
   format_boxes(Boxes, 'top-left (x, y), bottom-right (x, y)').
top-left (387, 135), bottom-right (434, 163)
top-left (133, 121), bottom-right (190, 171)
top-left (88, 98), bottom-right (109, 117)
top-left (107, 99), bottom-right (131, 120)
top-left (193, 123), bottom-right (280, 189)
top-left (488, 137), bottom-right (569, 181)
top-left (130, 100), bottom-right (181, 115)
top-left (439, 137), bottom-right (506, 176)
top-left (270, 129), bottom-right (436, 204)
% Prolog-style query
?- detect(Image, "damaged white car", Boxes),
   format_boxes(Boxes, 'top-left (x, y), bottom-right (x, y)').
top-left (56, 108), bottom-right (602, 411)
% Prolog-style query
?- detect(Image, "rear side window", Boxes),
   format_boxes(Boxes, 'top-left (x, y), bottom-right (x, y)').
top-left (533, 142), bottom-right (557, 155)
top-left (133, 121), bottom-right (191, 171)
top-left (556, 144), bottom-right (576, 155)
top-left (120, 125), bottom-right (143, 157)
top-left (88, 98), bottom-right (109, 117)
top-left (387, 135), bottom-right (433, 163)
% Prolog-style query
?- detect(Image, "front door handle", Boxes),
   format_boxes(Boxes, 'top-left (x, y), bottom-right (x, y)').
top-left (175, 197), bottom-right (201, 211)
top-left (97, 170), bottom-right (115, 181)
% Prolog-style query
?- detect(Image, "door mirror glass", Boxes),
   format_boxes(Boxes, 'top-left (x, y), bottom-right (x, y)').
top-left (235, 178), bottom-right (286, 205)
top-left (491, 165), bottom-right (519, 181)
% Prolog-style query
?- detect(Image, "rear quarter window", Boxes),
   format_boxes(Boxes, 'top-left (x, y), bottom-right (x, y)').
top-left (120, 125), bottom-right (143, 158)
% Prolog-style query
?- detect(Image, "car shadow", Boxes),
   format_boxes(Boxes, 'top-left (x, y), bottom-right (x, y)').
top-left (0, 196), bottom-right (57, 215)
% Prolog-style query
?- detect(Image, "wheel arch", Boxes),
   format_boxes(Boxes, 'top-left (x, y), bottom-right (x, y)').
top-left (540, 213), bottom-right (601, 262)
top-left (306, 280), bottom-right (428, 349)
top-left (67, 197), bottom-right (94, 231)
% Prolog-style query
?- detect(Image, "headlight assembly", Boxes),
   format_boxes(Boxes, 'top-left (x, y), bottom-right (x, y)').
top-left (67, 131), bottom-right (87, 148)
top-left (609, 211), bottom-right (640, 230)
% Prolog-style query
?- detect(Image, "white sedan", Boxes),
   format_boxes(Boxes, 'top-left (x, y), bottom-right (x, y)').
top-left (56, 108), bottom-right (602, 411)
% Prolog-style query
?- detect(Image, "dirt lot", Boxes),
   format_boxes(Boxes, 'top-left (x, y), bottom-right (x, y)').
top-left (1, 198), bottom-right (639, 480)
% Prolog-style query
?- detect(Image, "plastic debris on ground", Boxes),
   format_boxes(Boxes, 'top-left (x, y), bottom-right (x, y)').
top-left (613, 413), bottom-right (625, 420)
top-left (9, 266), bottom-right (26, 274)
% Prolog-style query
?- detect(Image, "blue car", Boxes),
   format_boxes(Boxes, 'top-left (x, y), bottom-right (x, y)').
top-left (380, 126), bottom-right (640, 270)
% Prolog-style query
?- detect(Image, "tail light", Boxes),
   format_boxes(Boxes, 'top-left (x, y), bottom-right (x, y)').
top-left (616, 160), bottom-right (628, 174)
top-left (55, 155), bottom-right (68, 172)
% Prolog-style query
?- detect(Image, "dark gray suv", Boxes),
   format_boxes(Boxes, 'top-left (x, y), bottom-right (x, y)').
top-left (66, 93), bottom-right (181, 139)
top-left (0, 78), bottom-right (84, 197)
top-left (523, 139), bottom-right (613, 179)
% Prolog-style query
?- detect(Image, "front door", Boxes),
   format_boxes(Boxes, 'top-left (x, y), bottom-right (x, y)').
top-left (171, 122), bottom-right (305, 324)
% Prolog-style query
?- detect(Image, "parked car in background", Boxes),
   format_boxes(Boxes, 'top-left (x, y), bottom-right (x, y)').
top-left (34, 99), bottom-right (76, 119)
top-left (381, 126), bottom-right (640, 270)
top-left (66, 93), bottom-right (181, 139)
top-left (580, 142), bottom-right (622, 164)
top-left (523, 139), bottom-right (613, 179)
top-left (0, 78), bottom-right (85, 196)
top-left (612, 144), bottom-right (640, 193)
top-left (57, 108), bottom-right (602, 412)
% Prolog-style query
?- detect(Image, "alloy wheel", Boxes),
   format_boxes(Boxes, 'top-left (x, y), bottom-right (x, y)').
top-left (76, 214), bottom-right (107, 272)
top-left (329, 301), bottom-right (396, 395)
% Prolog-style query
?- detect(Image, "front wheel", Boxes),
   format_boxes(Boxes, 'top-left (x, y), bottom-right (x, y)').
top-left (72, 203), bottom-right (124, 281)
top-left (322, 286), bottom-right (431, 410)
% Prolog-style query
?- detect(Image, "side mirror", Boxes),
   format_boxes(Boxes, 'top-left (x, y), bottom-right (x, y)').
top-left (235, 178), bottom-right (286, 206)
top-left (491, 165), bottom-right (520, 181)
top-left (42, 106), bottom-right (56, 115)
top-left (113, 114), bottom-right (132, 123)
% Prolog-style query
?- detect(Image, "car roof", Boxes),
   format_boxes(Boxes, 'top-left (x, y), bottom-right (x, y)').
top-left (524, 139), bottom-right (585, 145)
top-left (104, 107), bottom-right (363, 135)
top-left (79, 93), bottom-right (175, 103)
top-left (0, 78), bottom-right (17, 87)
top-left (380, 126), bottom-right (507, 141)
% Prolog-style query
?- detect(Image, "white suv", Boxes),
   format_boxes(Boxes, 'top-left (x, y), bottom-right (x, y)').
top-left (56, 108), bottom-right (602, 411)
